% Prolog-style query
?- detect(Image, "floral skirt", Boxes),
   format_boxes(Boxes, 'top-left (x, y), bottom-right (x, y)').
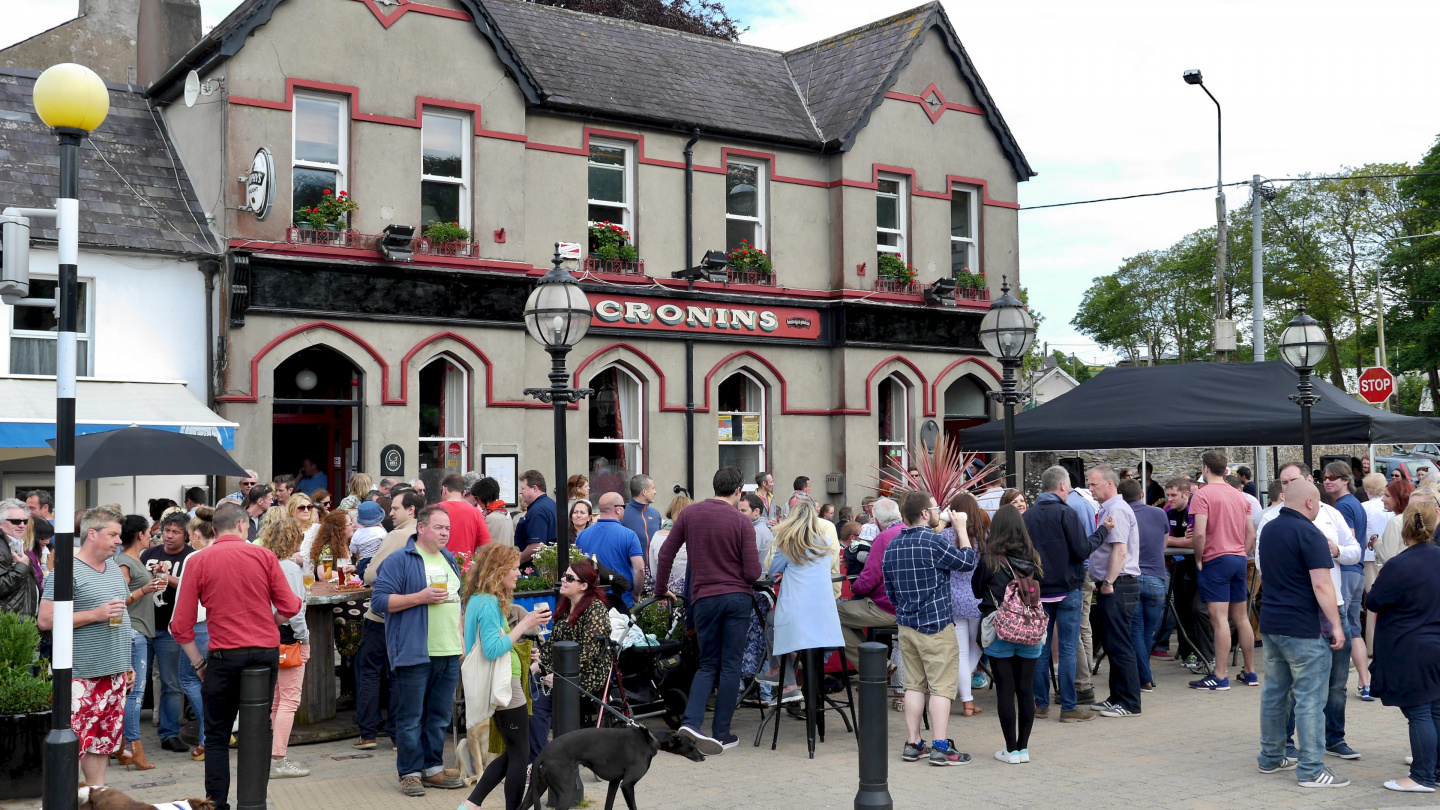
top-left (73, 673), bottom-right (127, 756)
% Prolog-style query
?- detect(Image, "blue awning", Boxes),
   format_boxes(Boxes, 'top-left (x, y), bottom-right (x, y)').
top-left (0, 377), bottom-right (236, 450)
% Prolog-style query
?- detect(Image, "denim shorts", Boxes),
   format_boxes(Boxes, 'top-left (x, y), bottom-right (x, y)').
top-left (1198, 554), bottom-right (1248, 603)
top-left (985, 638), bottom-right (1044, 659)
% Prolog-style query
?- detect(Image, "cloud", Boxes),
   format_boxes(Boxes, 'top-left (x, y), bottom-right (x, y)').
top-left (7, 0), bottom-right (1438, 364)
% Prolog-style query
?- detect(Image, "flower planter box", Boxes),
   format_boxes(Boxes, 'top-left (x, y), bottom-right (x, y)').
top-left (583, 257), bottom-right (646, 276)
top-left (0, 711), bottom-right (49, 799)
top-left (420, 239), bottom-right (474, 258)
top-left (874, 277), bottom-right (922, 295)
top-left (724, 268), bottom-right (776, 286)
top-left (955, 286), bottom-right (990, 303)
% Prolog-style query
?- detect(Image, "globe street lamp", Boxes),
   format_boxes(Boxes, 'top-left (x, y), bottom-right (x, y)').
top-left (978, 276), bottom-right (1036, 488)
top-left (522, 241), bottom-right (592, 610)
top-left (31, 62), bottom-right (108, 810)
top-left (1279, 308), bottom-right (1328, 472)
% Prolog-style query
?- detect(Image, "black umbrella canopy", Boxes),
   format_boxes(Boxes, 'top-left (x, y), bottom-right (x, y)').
top-left (957, 360), bottom-right (1440, 452)
top-left (47, 426), bottom-right (247, 481)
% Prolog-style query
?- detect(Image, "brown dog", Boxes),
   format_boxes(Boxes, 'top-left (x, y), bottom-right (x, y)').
top-left (79, 786), bottom-right (214, 810)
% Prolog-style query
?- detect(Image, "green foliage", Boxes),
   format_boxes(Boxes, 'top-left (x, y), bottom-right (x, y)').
top-left (515, 575), bottom-right (552, 592)
top-left (424, 221), bottom-right (470, 243)
top-left (589, 222), bottom-right (639, 262)
top-left (876, 253), bottom-right (916, 283)
top-left (957, 271), bottom-right (987, 290)
top-left (1383, 137), bottom-right (1440, 409)
top-left (294, 205), bottom-right (329, 229)
top-left (529, 544), bottom-right (594, 587)
top-left (727, 240), bottom-right (772, 276)
top-left (1051, 350), bottom-right (1094, 383)
top-left (1396, 373), bottom-right (1427, 416)
top-left (0, 613), bottom-right (50, 715)
top-left (634, 598), bottom-right (675, 639)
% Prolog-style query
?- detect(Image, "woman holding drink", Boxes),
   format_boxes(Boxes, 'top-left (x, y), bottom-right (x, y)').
top-left (115, 514), bottom-right (164, 771)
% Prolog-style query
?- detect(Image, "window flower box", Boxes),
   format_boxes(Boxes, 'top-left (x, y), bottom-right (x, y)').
top-left (725, 268), bottom-right (776, 286)
top-left (956, 285), bottom-right (991, 304)
top-left (583, 257), bottom-right (646, 276)
top-left (874, 278), bottom-right (922, 295)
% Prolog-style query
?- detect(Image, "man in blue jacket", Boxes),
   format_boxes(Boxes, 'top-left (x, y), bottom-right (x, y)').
top-left (621, 474), bottom-right (662, 572)
top-left (371, 505), bottom-right (466, 797)
top-left (1025, 465), bottom-right (1112, 721)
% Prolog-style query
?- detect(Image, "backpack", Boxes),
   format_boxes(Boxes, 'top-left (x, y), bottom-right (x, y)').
top-left (992, 559), bottom-right (1048, 646)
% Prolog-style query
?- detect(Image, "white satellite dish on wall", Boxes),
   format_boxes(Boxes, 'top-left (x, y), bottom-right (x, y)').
top-left (183, 70), bottom-right (201, 108)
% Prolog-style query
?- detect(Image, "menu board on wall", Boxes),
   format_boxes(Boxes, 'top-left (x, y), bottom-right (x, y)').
top-left (718, 415), bottom-right (733, 441)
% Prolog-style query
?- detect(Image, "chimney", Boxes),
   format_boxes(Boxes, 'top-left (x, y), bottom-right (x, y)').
top-left (137, 0), bottom-right (200, 88)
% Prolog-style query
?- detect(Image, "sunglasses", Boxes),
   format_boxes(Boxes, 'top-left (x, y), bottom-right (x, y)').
top-left (295, 504), bottom-right (314, 511)
top-left (240, 481), bottom-right (257, 487)
top-left (560, 573), bottom-right (580, 583)
top-left (317, 501), bottom-right (331, 507)
top-left (4, 519), bottom-right (26, 527)
top-left (1323, 475), bottom-right (1345, 482)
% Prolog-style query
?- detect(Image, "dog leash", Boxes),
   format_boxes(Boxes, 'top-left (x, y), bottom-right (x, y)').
top-left (537, 664), bottom-right (643, 730)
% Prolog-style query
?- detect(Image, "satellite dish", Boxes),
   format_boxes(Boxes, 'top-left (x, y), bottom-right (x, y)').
top-left (183, 70), bottom-right (201, 108)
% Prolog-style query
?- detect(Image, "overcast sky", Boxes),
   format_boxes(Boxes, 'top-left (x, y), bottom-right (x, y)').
top-left (8, 0), bottom-right (1439, 363)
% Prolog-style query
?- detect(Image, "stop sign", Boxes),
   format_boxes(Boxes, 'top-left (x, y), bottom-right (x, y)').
top-left (1358, 366), bottom-right (1396, 404)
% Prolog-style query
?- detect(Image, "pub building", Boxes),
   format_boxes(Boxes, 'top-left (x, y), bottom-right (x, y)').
top-left (149, 0), bottom-right (1032, 503)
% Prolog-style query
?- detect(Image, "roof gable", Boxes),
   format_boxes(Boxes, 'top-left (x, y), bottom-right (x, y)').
top-left (0, 68), bottom-right (216, 256)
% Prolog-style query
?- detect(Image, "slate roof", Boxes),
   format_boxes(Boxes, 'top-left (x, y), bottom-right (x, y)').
top-left (0, 67), bottom-right (217, 255)
top-left (149, 0), bottom-right (1032, 177)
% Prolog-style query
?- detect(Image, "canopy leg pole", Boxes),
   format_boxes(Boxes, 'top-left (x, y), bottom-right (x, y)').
top-left (1141, 449), bottom-right (1146, 496)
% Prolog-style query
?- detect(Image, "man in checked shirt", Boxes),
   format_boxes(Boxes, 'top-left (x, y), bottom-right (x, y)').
top-left (882, 490), bottom-right (978, 766)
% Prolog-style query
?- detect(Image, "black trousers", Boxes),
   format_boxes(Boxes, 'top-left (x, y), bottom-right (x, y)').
top-left (1097, 577), bottom-right (1142, 714)
top-left (991, 655), bottom-right (1037, 753)
top-left (202, 647), bottom-right (278, 810)
top-left (469, 704), bottom-right (529, 810)
top-left (355, 619), bottom-right (397, 739)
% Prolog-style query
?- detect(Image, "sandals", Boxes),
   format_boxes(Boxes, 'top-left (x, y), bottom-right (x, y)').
top-left (963, 701), bottom-right (982, 716)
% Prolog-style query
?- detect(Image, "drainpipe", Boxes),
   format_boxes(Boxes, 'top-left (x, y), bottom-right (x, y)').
top-left (683, 127), bottom-right (699, 498)
top-left (201, 257), bottom-right (219, 501)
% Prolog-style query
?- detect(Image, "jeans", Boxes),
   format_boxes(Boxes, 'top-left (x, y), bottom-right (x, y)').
top-left (1033, 589), bottom-right (1081, 711)
top-left (1097, 577), bottom-right (1141, 713)
top-left (393, 656), bottom-right (460, 779)
top-left (1258, 633), bottom-right (1331, 782)
top-left (151, 625), bottom-right (207, 742)
top-left (682, 592), bottom-right (752, 739)
top-left (1401, 698), bottom-right (1440, 788)
top-left (1340, 570), bottom-right (1364, 639)
top-left (355, 619), bottom-right (398, 740)
top-left (1285, 630), bottom-right (1350, 748)
top-left (123, 631), bottom-right (150, 743)
top-left (202, 647), bottom-right (278, 810)
top-left (1130, 575), bottom-right (1167, 684)
top-left (528, 681), bottom-right (552, 763)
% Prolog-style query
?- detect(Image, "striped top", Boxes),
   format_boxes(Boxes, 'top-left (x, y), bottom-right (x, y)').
top-left (43, 558), bottom-right (131, 678)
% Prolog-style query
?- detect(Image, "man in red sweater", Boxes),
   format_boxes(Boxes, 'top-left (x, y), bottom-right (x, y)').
top-left (171, 502), bottom-right (302, 810)
top-left (437, 474), bottom-right (490, 555)
top-left (655, 466), bottom-right (760, 756)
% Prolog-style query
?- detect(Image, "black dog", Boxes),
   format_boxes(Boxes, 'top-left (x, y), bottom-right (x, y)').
top-left (521, 725), bottom-right (705, 810)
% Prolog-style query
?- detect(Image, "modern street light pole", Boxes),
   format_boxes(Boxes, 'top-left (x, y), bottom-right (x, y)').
top-left (30, 62), bottom-right (109, 810)
top-left (1252, 176), bottom-right (1276, 497)
top-left (1184, 69), bottom-right (1229, 362)
top-left (978, 277), bottom-right (1036, 489)
top-left (1279, 309), bottom-right (1329, 473)
top-left (522, 246), bottom-right (593, 609)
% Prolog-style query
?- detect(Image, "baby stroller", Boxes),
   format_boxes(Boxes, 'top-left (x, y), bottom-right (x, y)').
top-left (591, 594), bottom-right (696, 730)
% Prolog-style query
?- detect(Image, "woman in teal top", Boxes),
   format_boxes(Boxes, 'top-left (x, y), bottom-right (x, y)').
top-left (459, 544), bottom-right (550, 810)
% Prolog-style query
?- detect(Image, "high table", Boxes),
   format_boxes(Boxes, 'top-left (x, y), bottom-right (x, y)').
top-left (295, 582), bottom-right (371, 726)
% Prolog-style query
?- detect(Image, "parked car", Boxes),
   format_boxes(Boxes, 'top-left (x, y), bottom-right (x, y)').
top-left (1373, 456), bottom-right (1434, 482)
top-left (1408, 443), bottom-right (1440, 461)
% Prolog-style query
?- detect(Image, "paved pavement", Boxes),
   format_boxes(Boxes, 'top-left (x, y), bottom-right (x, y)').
top-left (6, 651), bottom-right (1431, 810)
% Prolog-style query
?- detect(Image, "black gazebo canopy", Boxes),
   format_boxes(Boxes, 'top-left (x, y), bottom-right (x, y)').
top-left (956, 360), bottom-right (1440, 451)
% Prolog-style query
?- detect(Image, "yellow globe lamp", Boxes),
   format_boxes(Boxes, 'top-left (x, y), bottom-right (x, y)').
top-left (32, 63), bottom-right (110, 132)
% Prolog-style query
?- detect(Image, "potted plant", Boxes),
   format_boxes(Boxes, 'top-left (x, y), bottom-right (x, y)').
top-left (726, 240), bottom-right (773, 280)
top-left (0, 613), bottom-right (51, 800)
top-left (587, 222), bottom-right (639, 270)
top-left (294, 205), bottom-right (329, 231)
top-left (876, 253), bottom-right (918, 285)
top-left (514, 545), bottom-right (593, 614)
top-left (423, 221), bottom-right (471, 256)
top-left (315, 189), bottom-right (358, 231)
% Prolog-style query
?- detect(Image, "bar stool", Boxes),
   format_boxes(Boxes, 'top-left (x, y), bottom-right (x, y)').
top-left (753, 648), bottom-right (855, 758)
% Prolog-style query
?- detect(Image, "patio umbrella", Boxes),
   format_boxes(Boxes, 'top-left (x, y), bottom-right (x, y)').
top-left (47, 426), bottom-right (247, 481)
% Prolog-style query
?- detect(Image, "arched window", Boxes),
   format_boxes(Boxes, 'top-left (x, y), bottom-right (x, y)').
top-left (588, 366), bottom-right (643, 501)
top-left (418, 357), bottom-right (467, 474)
top-left (718, 371), bottom-right (766, 482)
top-left (878, 374), bottom-right (910, 476)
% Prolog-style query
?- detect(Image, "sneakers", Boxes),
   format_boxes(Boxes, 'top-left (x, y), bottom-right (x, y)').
top-left (270, 758), bottom-right (310, 778)
top-left (1140, 682), bottom-right (1156, 693)
top-left (1034, 706), bottom-right (1050, 719)
top-left (1059, 709), bottom-right (1094, 723)
top-left (1189, 674), bottom-right (1230, 691)
top-left (1298, 767), bottom-right (1350, 788)
top-left (423, 773), bottom-right (466, 790)
top-left (352, 738), bottom-right (377, 750)
top-left (1326, 743), bottom-right (1361, 760)
top-left (1359, 685), bottom-right (1375, 701)
top-left (400, 776), bottom-right (425, 797)
top-left (779, 691), bottom-right (803, 705)
top-left (1017, 749), bottom-right (1030, 763)
top-left (971, 671), bottom-right (989, 689)
top-left (1150, 649), bottom-right (1172, 659)
top-left (1099, 704), bottom-right (1138, 718)
top-left (1241, 671), bottom-right (1259, 687)
top-left (1089, 700), bottom-right (1114, 713)
top-left (1258, 757), bottom-right (1298, 774)
top-left (901, 740), bottom-right (930, 762)
top-left (719, 735), bottom-right (739, 750)
top-left (994, 749), bottom-right (1023, 764)
top-left (677, 726), bottom-right (725, 756)
top-left (928, 741), bottom-right (970, 766)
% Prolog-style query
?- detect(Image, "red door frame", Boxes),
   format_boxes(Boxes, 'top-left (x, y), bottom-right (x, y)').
top-left (273, 407), bottom-right (352, 497)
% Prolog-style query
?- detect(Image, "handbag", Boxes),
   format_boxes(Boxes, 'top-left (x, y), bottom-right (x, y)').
top-left (980, 612), bottom-right (998, 649)
top-left (278, 642), bottom-right (303, 669)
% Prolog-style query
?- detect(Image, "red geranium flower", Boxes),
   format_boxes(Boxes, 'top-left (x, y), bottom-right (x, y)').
top-left (323, 189), bottom-right (332, 195)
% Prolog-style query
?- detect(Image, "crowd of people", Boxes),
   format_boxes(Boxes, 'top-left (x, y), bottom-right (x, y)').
top-left (5, 448), bottom-right (1440, 809)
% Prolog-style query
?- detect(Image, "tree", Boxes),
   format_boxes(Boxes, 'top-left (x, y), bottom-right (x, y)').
top-left (1383, 137), bottom-right (1440, 409)
top-left (529, 0), bottom-right (744, 39)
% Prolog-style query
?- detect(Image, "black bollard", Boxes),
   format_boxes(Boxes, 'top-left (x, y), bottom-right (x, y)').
top-left (854, 642), bottom-right (892, 810)
top-left (553, 640), bottom-right (581, 738)
top-left (237, 665), bottom-right (274, 810)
